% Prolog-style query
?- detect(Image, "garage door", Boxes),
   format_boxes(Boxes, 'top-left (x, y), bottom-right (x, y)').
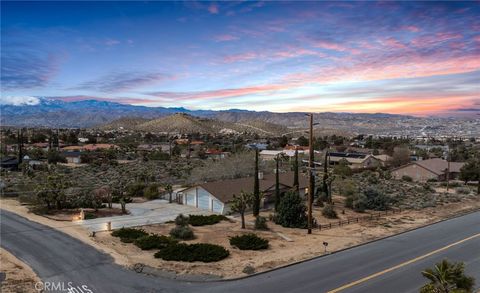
top-left (186, 193), bottom-right (195, 206)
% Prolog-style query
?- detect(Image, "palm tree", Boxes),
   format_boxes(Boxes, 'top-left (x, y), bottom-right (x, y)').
top-left (420, 259), bottom-right (475, 293)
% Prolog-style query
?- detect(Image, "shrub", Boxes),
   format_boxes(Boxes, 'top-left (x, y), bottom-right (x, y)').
top-left (154, 243), bottom-right (229, 262)
top-left (174, 214), bottom-right (189, 226)
top-left (170, 226), bottom-right (195, 240)
top-left (188, 214), bottom-right (227, 226)
top-left (254, 216), bottom-right (269, 230)
top-left (456, 187), bottom-right (471, 195)
top-left (426, 178), bottom-right (438, 183)
top-left (126, 182), bottom-right (146, 197)
top-left (322, 204), bottom-right (338, 219)
top-left (361, 187), bottom-right (390, 211)
top-left (111, 227), bottom-right (148, 243)
top-left (230, 233), bottom-right (269, 250)
top-left (143, 185), bottom-right (159, 200)
top-left (84, 212), bottom-right (97, 220)
top-left (134, 234), bottom-right (177, 250)
top-left (402, 175), bottom-right (413, 182)
top-left (274, 191), bottom-right (307, 228)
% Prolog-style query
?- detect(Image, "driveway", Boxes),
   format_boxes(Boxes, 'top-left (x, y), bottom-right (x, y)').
top-left (74, 200), bottom-right (211, 232)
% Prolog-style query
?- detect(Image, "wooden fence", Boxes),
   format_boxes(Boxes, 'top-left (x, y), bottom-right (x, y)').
top-left (316, 208), bottom-right (402, 230)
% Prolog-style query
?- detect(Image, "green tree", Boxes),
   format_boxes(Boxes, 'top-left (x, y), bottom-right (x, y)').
top-left (230, 191), bottom-right (255, 229)
top-left (252, 148), bottom-right (260, 217)
top-left (36, 171), bottom-right (70, 210)
top-left (293, 149), bottom-right (299, 193)
top-left (274, 191), bottom-right (307, 228)
top-left (165, 183), bottom-right (173, 203)
top-left (459, 159), bottom-right (479, 194)
top-left (333, 159), bottom-right (352, 177)
top-left (297, 136), bottom-right (309, 147)
top-left (275, 155), bottom-right (280, 210)
top-left (420, 259), bottom-right (475, 293)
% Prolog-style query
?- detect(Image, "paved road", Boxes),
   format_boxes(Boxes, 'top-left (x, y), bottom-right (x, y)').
top-left (1, 209), bottom-right (479, 293)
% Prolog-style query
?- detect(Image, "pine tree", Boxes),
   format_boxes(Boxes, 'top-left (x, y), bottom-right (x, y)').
top-left (293, 149), bottom-right (299, 194)
top-left (253, 148), bottom-right (260, 216)
top-left (275, 156), bottom-right (280, 210)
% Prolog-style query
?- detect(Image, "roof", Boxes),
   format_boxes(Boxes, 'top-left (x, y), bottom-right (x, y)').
top-left (392, 158), bottom-right (464, 175)
top-left (373, 154), bottom-right (392, 162)
top-left (192, 171), bottom-right (309, 203)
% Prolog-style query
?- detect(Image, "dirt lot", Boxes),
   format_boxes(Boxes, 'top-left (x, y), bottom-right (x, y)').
top-left (92, 196), bottom-right (480, 279)
top-left (2, 195), bottom-right (480, 279)
top-left (0, 248), bottom-right (40, 293)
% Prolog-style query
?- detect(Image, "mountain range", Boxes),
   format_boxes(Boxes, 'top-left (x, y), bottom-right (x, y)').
top-left (1, 98), bottom-right (478, 137)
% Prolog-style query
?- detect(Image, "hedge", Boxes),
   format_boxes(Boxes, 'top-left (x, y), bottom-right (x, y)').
top-left (188, 214), bottom-right (227, 226)
top-left (111, 227), bottom-right (148, 243)
top-left (134, 234), bottom-right (178, 250)
top-left (229, 233), bottom-right (269, 250)
top-left (154, 243), bottom-right (230, 262)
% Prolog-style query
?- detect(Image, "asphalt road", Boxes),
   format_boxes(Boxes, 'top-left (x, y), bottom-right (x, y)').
top-left (1, 209), bottom-right (479, 293)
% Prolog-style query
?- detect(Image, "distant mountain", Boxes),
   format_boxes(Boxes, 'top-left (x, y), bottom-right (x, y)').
top-left (2, 97), bottom-right (478, 137)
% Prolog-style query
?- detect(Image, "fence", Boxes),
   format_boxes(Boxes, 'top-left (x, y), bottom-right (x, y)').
top-left (316, 208), bottom-right (402, 230)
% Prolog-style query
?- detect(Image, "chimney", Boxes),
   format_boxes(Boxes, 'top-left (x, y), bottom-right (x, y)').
top-left (258, 172), bottom-right (264, 180)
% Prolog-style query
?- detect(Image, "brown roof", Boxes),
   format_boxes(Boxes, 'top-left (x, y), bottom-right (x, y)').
top-left (393, 158), bottom-right (464, 175)
top-left (197, 171), bottom-right (308, 203)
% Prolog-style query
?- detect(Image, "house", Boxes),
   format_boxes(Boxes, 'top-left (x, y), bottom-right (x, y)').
top-left (61, 151), bottom-right (82, 164)
top-left (0, 157), bottom-right (19, 171)
top-left (373, 154), bottom-right (392, 166)
top-left (179, 171), bottom-right (309, 214)
top-left (391, 158), bottom-right (464, 182)
top-left (327, 152), bottom-right (381, 169)
top-left (205, 149), bottom-right (229, 159)
top-left (82, 144), bottom-right (119, 151)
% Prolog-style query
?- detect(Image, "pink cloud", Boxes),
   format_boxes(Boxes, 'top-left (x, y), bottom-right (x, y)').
top-left (213, 34), bottom-right (239, 42)
top-left (401, 25), bottom-right (420, 33)
top-left (208, 4), bottom-right (219, 14)
top-left (223, 52), bottom-right (259, 63)
top-left (380, 37), bottom-right (407, 49)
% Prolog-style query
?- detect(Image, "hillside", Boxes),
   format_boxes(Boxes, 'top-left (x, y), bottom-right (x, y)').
top-left (99, 117), bottom-right (150, 130)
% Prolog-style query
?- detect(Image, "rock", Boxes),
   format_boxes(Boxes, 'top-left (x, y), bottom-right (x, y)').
top-left (242, 265), bottom-right (255, 275)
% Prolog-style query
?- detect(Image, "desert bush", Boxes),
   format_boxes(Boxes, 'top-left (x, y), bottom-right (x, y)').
top-left (254, 216), bottom-right (269, 230)
top-left (134, 234), bottom-right (177, 250)
top-left (154, 243), bottom-right (229, 262)
top-left (456, 187), bottom-right (471, 195)
top-left (111, 227), bottom-right (148, 243)
top-left (274, 191), bottom-right (307, 228)
top-left (143, 185), bottom-right (159, 200)
top-left (322, 204), bottom-right (338, 219)
top-left (170, 226), bottom-right (195, 240)
top-left (426, 178), bottom-right (438, 183)
top-left (402, 175), bottom-right (413, 182)
top-left (229, 233), bottom-right (269, 250)
top-left (440, 181), bottom-right (461, 188)
top-left (188, 214), bottom-right (227, 226)
top-left (84, 212), bottom-right (97, 220)
top-left (126, 182), bottom-right (146, 197)
top-left (174, 214), bottom-right (189, 226)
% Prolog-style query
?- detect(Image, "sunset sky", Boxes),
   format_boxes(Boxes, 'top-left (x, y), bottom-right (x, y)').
top-left (1, 1), bottom-right (479, 117)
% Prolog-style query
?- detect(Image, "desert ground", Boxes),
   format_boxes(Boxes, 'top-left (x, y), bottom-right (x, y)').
top-left (0, 248), bottom-right (41, 293)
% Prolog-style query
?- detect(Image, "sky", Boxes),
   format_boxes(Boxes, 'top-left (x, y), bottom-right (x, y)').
top-left (1, 1), bottom-right (479, 117)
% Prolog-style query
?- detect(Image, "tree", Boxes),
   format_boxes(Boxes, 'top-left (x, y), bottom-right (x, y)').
top-left (391, 146), bottom-right (411, 167)
top-left (230, 191), bottom-right (255, 229)
top-left (274, 191), bottom-right (307, 228)
top-left (94, 186), bottom-right (113, 209)
top-left (36, 171), bottom-right (70, 210)
top-left (252, 148), bottom-right (260, 217)
top-left (274, 156), bottom-right (280, 210)
top-left (333, 159), bottom-right (352, 177)
top-left (459, 159), bottom-right (480, 194)
top-left (165, 183), bottom-right (173, 203)
top-left (293, 149), bottom-right (299, 193)
top-left (297, 136), bottom-right (309, 147)
top-left (279, 136), bottom-right (288, 147)
top-left (47, 150), bottom-right (67, 164)
top-left (420, 259), bottom-right (475, 293)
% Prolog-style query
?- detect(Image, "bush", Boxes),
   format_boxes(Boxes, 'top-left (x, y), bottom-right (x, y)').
top-left (402, 175), bottom-right (413, 182)
top-left (322, 204), bottom-right (338, 219)
top-left (174, 214), bottom-right (189, 226)
top-left (426, 178), bottom-right (438, 183)
top-left (143, 185), bottom-right (159, 200)
top-left (111, 227), bottom-right (148, 243)
top-left (84, 212), bottom-right (97, 220)
top-left (134, 234), bottom-right (177, 250)
top-left (456, 187), bottom-right (471, 195)
top-left (229, 233), bottom-right (269, 250)
top-left (188, 214), bottom-right (227, 226)
top-left (274, 191), bottom-right (307, 228)
top-left (154, 243), bottom-right (229, 262)
top-left (126, 182), bottom-right (146, 197)
top-left (360, 187), bottom-right (390, 211)
top-left (170, 226), bottom-right (195, 240)
top-left (254, 216), bottom-right (269, 230)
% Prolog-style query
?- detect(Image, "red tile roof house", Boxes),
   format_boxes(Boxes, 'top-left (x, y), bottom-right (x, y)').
top-left (178, 171), bottom-right (309, 214)
top-left (391, 158), bottom-right (464, 182)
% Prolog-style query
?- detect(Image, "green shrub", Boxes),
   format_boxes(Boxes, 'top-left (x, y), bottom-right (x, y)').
top-left (426, 178), bottom-right (438, 183)
top-left (229, 233), bottom-right (269, 250)
top-left (456, 187), bottom-right (471, 195)
top-left (143, 185), bottom-right (159, 200)
top-left (111, 227), bottom-right (148, 243)
top-left (170, 226), bottom-right (195, 240)
top-left (322, 204), bottom-right (338, 219)
top-left (274, 191), bottom-right (307, 228)
top-left (174, 214), bottom-right (189, 226)
top-left (126, 182), bottom-right (146, 197)
top-left (134, 234), bottom-right (177, 250)
top-left (254, 216), bottom-right (268, 230)
top-left (154, 243), bottom-right (229, 262)
top-left (188, 214), bottom-right (227, 226)
top-left (84, 212), bottom-right (97, 220)
top-left (402, 175), bottom-right (413, 182)
top-left (360, 187), bottom-right (390, 211)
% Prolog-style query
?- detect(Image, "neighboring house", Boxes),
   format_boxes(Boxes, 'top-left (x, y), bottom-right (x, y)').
top-left (82, 144), bottom-right (119, 151)
top-left (244, 143), bottom-right (268, 150)
top-left (373, 154), bottom-right (392, 166)
top-left (328, 152), bottom-right (381, 169)
top-left (205, 149), bottom-right (229, 159)
top-left (62, 151), bottom-right (82, 164)
top-left (391, 158), bottom-right (464, 182)
top-left (179, 171), bottom-right (309, 214)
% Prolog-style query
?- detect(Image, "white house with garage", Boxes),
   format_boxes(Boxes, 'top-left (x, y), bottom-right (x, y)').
top-left (178, 171), bottom-right (309, 214)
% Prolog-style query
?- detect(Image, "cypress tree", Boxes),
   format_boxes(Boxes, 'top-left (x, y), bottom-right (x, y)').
top-left (275, 156), bottom-right (280, 210)
top-left (253, 148), bottom-right (260, 216)
top-left (293, 149), bottom-right (299, 194)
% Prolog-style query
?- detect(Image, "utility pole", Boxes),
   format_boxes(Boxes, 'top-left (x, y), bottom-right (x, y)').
top-left (307, 114), bottom-right (314, 234)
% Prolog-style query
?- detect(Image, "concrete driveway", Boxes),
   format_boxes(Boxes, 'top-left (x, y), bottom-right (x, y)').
top-left (74, 199), bottom-right (211, 232)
